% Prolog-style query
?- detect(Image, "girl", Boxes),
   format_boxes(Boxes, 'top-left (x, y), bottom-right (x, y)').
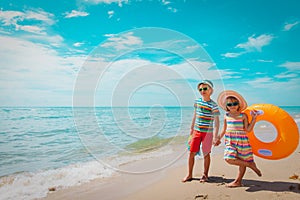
top-left (216, 90), bottom-right (262, 187)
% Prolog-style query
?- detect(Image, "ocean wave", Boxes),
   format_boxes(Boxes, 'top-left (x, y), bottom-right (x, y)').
top-left (0, 161), bottom-right (115, 200)
top-left (0, 144), bottom-right (180, 200)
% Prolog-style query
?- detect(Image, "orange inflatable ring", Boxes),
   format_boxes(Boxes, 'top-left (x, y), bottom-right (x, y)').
top-left (243, 104), bottom-right (299, 160)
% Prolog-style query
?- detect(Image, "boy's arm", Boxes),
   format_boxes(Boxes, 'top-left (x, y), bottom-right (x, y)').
top-left (190, 110), bottom-right (196, 135)
top-left (212, 115), bottom-right (220, 145)
top-left (213, 115), bottom-right (220, 138)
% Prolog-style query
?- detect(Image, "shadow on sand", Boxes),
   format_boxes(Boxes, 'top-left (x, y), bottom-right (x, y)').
top-left (202, 176), bottom-right (300, 194)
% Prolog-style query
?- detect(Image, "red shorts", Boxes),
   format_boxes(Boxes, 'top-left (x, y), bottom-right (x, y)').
top-left (189, 130), bottom-right (213, 155)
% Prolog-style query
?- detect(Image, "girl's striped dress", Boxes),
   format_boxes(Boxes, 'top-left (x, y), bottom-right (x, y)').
top-left (224, 113), bottom-right (254, 162)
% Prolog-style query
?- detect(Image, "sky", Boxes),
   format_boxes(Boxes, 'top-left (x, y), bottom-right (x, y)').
top-left (0, 0), bottom-right (300, 107)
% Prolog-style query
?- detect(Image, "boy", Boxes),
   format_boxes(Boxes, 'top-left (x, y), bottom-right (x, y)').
top-left (182, 80), bottom-right (220, 182)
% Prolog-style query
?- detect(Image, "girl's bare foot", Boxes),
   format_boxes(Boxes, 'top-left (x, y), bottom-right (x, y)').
top-left (226, 181), bottom-right (242, 188)
top-left (199, 174), bottom-right (209, 182)
top-left (182, 175), bottom-right (193, 182)
top-left (248, 162), bottom-right (262, 177)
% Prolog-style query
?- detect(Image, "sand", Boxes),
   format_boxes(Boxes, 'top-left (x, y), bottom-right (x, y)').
top-left (42, 144), bottom-right (300, 200)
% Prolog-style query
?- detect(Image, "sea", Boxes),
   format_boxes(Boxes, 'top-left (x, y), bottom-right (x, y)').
top-left (0, 106), bottom-right (299, 200)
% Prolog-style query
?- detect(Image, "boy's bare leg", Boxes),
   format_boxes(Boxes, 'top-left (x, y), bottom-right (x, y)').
top-left (200, 153), bottom-right (210, 182)
top-left (182, 152), bottom-right (196, 182)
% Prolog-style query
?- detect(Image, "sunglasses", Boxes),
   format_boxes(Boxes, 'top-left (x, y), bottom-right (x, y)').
top-left (226, 102), bottom-right (239, 107)
top-left (199, 87), bottom-right (208, 92)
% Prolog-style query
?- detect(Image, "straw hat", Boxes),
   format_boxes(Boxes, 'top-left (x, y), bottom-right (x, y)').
top-left (217, 90), bottom-right (248, 111)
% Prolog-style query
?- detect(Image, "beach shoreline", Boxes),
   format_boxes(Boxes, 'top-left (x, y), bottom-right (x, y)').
top-left (2, 107), bottom-right (299, 200)
top-left (42, 143), bottom-right (300, 200)
top-left (41, 143), bottom-right (190, 200)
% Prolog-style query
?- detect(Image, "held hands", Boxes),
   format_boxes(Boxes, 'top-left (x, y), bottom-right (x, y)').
top-left (213, 136), bottom-right (221, 146)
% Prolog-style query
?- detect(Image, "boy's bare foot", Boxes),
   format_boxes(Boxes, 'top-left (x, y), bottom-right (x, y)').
top-left (199, 174), bottom-right (209, 182)
top-left (248, 162), bottom-right (262, 177)
top-left (226, 181), bottom-right (242, 188)
top-left (182, 175), bottom-right (193, 182)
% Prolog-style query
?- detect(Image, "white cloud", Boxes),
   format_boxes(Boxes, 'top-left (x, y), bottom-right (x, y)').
top-left (23, 34), bottom-right (64, 48)
top-left (25, 10), bottom-right (55, 25)
top-left (167, 7), bottom-right (178, 13)
top-left (74, 57), bottom-right (229, 106)
top-left (236, 34), bottom-right (274, 52)
top-left (246, 77), bottom-right (276, 88)
top-left (246, 77), bottom-right (300, 91)
top-left (227, 77), bottom-right (300, 106)
top-left (283, 21), bottom-right (299, 31)
top-left (81, 0), bottom-right (128, 7)
top-left (243, 77), bottom-right (300, 106)
top-left (275, 72), bottom-right (298, 79)
top-left (280, 61), bottom-right (300, 71)
top-left (0, 31), bottom-right (230, 106)
top-left (64, 10), bottom-right (89, 18)
top-left (162, 0), bottom-right (171, 5)
top-left (101, 32), bottom-right (143, 50)
top-left (222, 34), bottom-right (274, 58)
top-left (185, 45), bottom-right (199, 51)
top-left (222, 52), bottom-right (244, 58)
top-left (0, 35), bottom-right (85, 106)
top-left (160, 0), bottom-right (178, 13)
top-left (73, 42), bottom-right (85, 47)
top-left (257, 59), bottom-right (273, 63)
top-left (0, 9), bottom-right (55, 35)
top-left (0, 10), bottom-right (23, 26)
top-left (172, 60), bottom-right (226, 81)
top-left (108, 10), bottom-right (114, 18)
top-left (17, 25), bottom-right (45, 35)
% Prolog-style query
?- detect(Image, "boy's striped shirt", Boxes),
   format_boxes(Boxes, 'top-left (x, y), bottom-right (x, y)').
top-left (194, 98), bottom-right (220, 133)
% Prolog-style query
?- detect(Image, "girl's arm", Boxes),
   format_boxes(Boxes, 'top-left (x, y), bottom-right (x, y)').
top-left (218, 118), bottom-right (227, 140)
top-left (215, 117), bottom-right (227, 146)
top-left (243, 113), bottom-right (257, 132)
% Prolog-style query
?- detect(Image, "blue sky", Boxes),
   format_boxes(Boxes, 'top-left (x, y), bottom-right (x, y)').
top-left (0, 0), bottom-right (299, 107)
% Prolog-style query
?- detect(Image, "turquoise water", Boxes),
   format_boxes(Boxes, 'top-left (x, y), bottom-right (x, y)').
top-left (0, 106), bottom-right (299, 200)
top-left (0, 106), bottom-right (194, 200)
top-left (0, 107), bottom-right (194, 175)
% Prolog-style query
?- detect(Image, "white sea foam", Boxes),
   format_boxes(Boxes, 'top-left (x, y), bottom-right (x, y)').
top-left (0, 161), bottom-right (115, 200)
top-left (0, 147), bottom-right (178, 200)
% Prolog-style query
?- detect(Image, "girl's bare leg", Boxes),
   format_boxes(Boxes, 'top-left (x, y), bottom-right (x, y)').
top-left (226, 166), bottom-right (246, 187)
top-left (225, 159), bottom-right (262, 177)
top-left (248, 162), bottom-right (262, 177)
